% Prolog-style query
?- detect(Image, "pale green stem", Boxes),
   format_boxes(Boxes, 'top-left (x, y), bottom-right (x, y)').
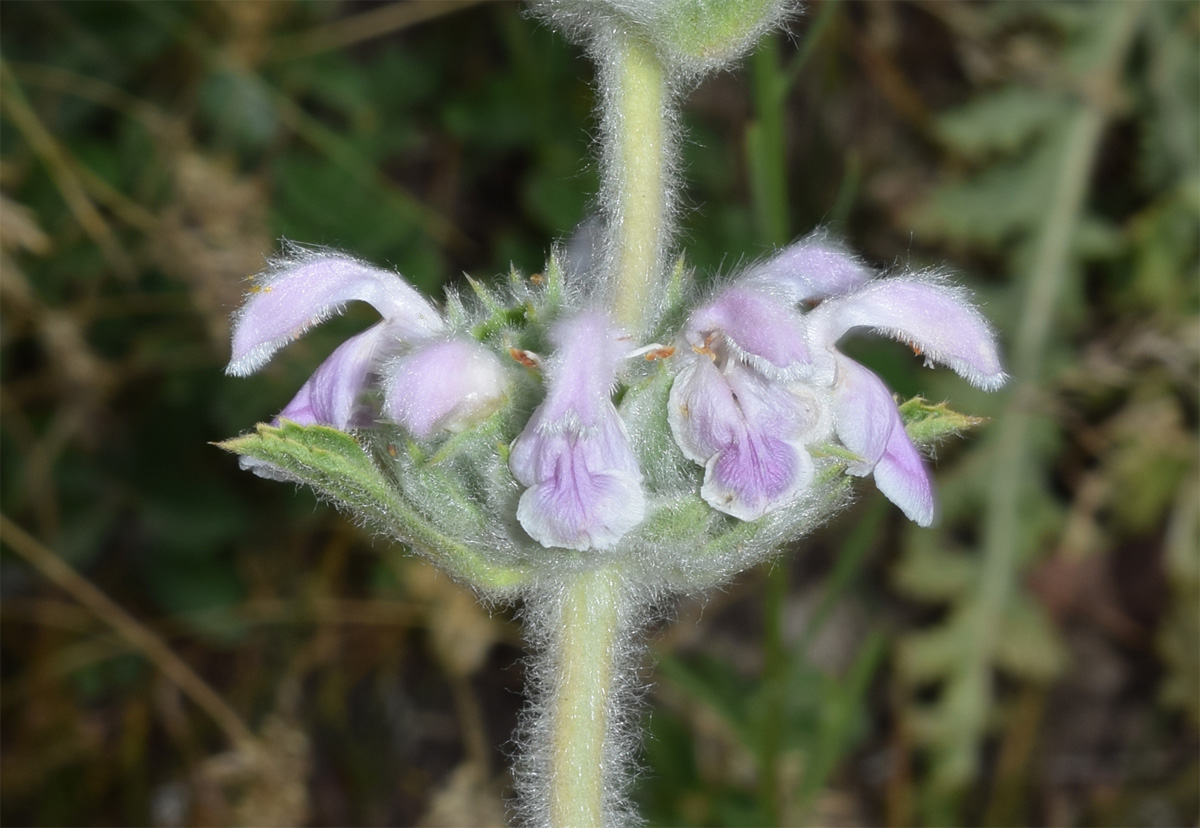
top-left (599, 32), bottom-right (672, 334)
top-left (525, 30), bottom-right (671, 828)
top-left (545, 568), bottom-right (627, 828)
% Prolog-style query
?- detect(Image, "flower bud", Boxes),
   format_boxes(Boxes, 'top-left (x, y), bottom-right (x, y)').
top-left (530, 0), bottom-right (796, 79)
top-left (653, 0), bottom-right (796, 76)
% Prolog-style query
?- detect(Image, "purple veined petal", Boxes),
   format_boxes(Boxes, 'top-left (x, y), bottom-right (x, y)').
top-left (227, 251), bottom-right (445, 377)
top-left (701, 430), bottom-right (814, 521)
top-left (724, 364), bottom-right (820, 442)
top-left (830, 356), bottom-right (934, 525)
top-left (686, 285), bottom-right (810, 372)
top-left (509, 309), bottom-right (645, 550)
top-left (667, 355), bottom-right (744, 464)
top-left (669, 353), bottom-right (812, 465)
top-left (510, 414), bottom-right (645, 550)
top-left (382, 338), bottom-right (508, 438)
top-left (275, 323), bottom-right (391, 430)
top-left (699, 365), bottom-right (818, 519)
top-left (808, 276), bottom-right (1007, 390)
top-left (742, 231), bottom-right (874, 304)
top-left (513, 430), bottom-right (646, 551)
top-left (669, 354), bottom-right (820, 520)
top-left (828, 356), bottom-right (899, 475)
top-left (511, 405), bottom-right (642, 484)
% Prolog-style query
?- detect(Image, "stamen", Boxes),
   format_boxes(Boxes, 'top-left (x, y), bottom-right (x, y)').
top-left (642, 346), bottom-right (675, 361)
top-left (510, 348), bottom-right (542, 368)
top-left (628, 342), bottom-right (674, 360)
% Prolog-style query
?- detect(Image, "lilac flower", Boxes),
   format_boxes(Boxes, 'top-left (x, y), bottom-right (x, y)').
top-left (669, 237), bottom-right (1005, 526)
top-left (669, 352), bottom-right (823, 520)
top-left (803, 275), bottom-right (1006, 524)
top-left (509, 310), bottom-right (645, 551)
top-left (668, 237), bottom-right (868, 520)
top-left (227, 249), bottom-right (506, 435)
top-left (381, 339), bottom-right (508, 438)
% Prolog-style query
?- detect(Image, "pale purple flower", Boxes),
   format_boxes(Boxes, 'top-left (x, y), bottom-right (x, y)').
top-left (803, 274), bottom-right (1006, 524)
top-left (509, 310), bottom-right (645, 551)
top-left (669, 237), bottom-right (1005, 526)
top-left (668, 236), bottom-right (867, 520)
top-left (669, 353), bottom-right (823, 520)
top-left (227, 249), bottom-right (506, 435)
top-left (271, 326), bottom-right (391, 429)
top-left (382, 339), bottom-right (508, 438)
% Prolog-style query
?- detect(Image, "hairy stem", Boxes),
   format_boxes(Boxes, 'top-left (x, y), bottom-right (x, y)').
top-left (549, 569), bottom-right (625, 828)
top-left (597, 32), bottom-right (672, 334)
top-left (522, 568), bottom-right (639, 828)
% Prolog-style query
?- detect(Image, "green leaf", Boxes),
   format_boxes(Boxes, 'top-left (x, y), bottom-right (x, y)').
top-left (935, 86), bottom-right (1065, 160)
top-left (892, 544), bottom-right (978, 603)
top-left (994, 596), bottom-right (1068, 681)
top-left (217, 421), bottom-right (528, 594)
top-left (656, 652), bottom-right (758, 747)
top-left (896, 614), bottom-right (971, 685)
top-left (910, 136), bottom-right (1064, 246)
top-left (219, 421), bottom-right (399, 524)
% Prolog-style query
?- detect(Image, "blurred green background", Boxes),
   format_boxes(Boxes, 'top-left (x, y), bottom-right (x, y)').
top-left (1, 1), bottom-right (1196, 826)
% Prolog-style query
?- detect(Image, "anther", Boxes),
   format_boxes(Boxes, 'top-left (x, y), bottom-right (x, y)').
top-left (509, 348), bottom-right (542, 368)
top-left (643, 346), bottom-right (676, 361)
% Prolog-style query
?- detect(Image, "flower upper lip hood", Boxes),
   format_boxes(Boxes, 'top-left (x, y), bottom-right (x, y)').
top-left (226, 247), bottom-right (506, 436)
top-left (669, 236), bottom-right (1007, 526)
top-left (678, 233), bottom-right (876, 379)
top-left (227, 248), bottom-right (445, 378)
top-left (803, 275), bottom-right (1009, 392)
top-left (508, 309), bottom-right (646, 551)
top-left (803, 272), bottom-right (1006, 525)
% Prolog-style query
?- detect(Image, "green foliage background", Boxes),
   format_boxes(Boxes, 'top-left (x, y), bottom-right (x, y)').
top-left (1, 2), bottom-right (1196, 826)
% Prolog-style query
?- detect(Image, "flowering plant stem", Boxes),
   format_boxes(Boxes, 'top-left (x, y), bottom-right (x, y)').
top-left (544, 568), bottom-right (629, 828)
top-left (527, 32), bottom-right (675, 828)
top-left (602, 31), bottom-right (671, 333)
top-left (212, 4), bottom-right (1012, 826)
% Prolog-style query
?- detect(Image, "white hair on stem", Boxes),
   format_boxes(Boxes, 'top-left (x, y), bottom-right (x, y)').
top-left (512, 570), bottom-right (664, 828)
